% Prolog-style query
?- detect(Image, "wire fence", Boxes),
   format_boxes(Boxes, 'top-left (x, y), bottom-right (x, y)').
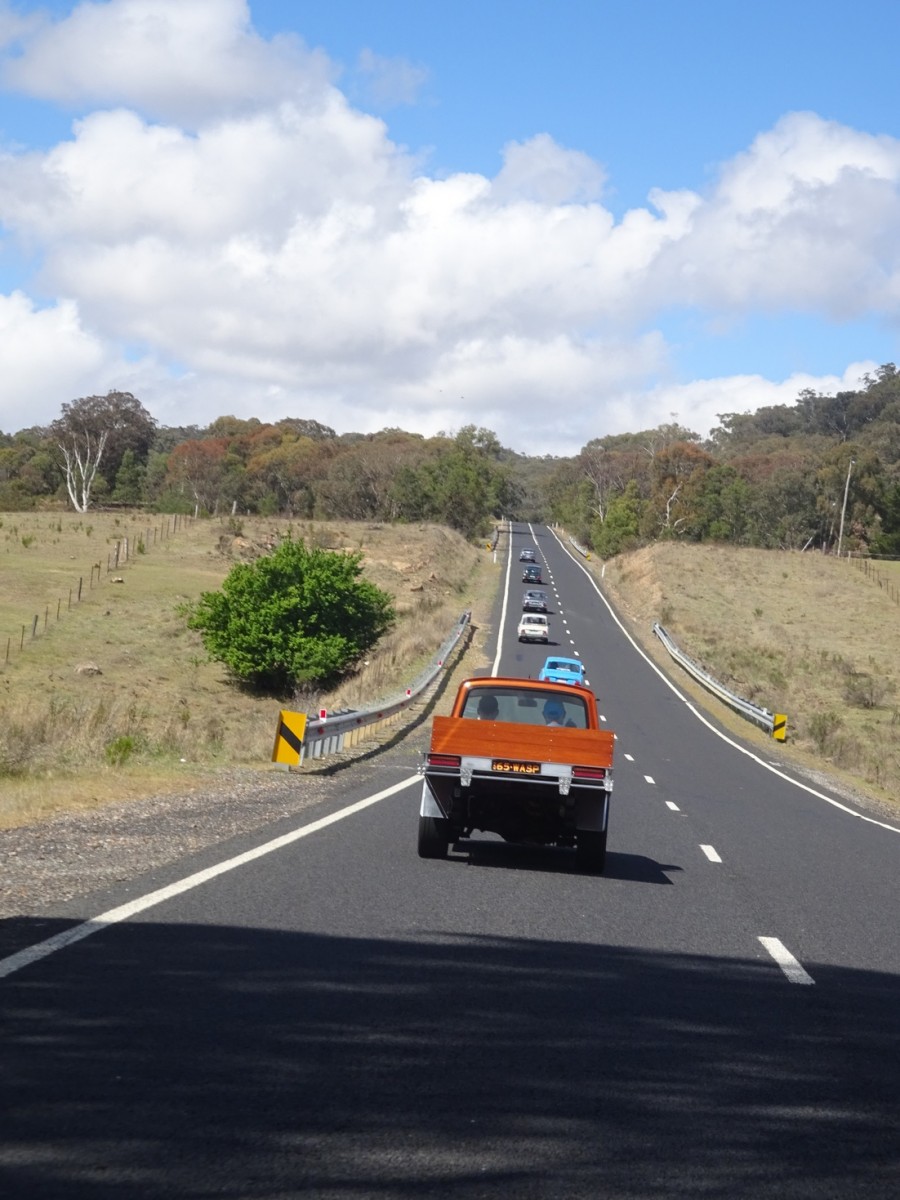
top-left (848, 553), bottom-right (900, 606)
top-left (2, 514), bottom-right (194, 668)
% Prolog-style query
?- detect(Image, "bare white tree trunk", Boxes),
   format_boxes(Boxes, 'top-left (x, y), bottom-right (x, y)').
top-left (662, 483), bottom-right (682, 529)
top-left (58, 430), bottom-right (108, 513)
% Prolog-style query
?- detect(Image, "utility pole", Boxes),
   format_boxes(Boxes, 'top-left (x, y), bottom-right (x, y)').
top-left (836, 457), bottom-right (855, 557)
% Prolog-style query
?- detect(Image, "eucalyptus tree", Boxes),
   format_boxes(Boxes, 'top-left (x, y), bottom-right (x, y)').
top-left (50, 391), bottom-right (157, 511)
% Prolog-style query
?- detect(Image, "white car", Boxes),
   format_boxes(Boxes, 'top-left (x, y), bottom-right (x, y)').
top-left (517, 612), bottom-right (550, 642)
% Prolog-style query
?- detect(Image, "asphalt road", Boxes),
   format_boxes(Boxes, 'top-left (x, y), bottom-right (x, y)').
top-left (2, 523), bottom-right (899, 1198)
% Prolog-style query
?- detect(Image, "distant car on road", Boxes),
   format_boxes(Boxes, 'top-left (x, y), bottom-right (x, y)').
top-left (539, 656), bottom-right (586, 686)
top-left (519, 547), bottom-right (536, 562)
top-left (517, 612), bottom-right (550, 642)
top-left (522, 564), bottom-right (543, 584)
top-left (522, 589), bottom-right (548, 612)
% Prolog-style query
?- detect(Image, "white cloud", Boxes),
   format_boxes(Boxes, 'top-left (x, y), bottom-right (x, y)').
top-left (0, 0), bottom-right (333, 125)
top-left (354, 48), bottom-right (429, 110)
top-left (492, 134), bottom-right (607, 205)
top-left (0, 4), bottom-right (41, 49)
top-left (0, 291), bottom-right (130, 421)
top-left (0, 5), bottom-right (898, 452)
top-left (649, 113), bottom-right (900, 317)
top-left (627, 361), bottom-right (880, 442)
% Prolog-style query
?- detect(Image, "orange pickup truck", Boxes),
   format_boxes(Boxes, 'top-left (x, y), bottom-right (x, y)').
top-left (418, 676), bottom-right (615, 872)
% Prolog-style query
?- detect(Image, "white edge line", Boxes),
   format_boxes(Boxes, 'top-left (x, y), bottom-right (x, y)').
top-left (548, 527), bottom-right (900, 836)
top-left (491, 520), bottom-right (514, 677)
top-left (759, 936), bottom-right (816, 985)
top-left (0, 774), bottom-right (420, 981)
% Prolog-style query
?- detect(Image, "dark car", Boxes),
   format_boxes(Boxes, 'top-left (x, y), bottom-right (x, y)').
top-left (522, 589), bottom-right (548, 612)
top-left (519, 547), bottom-right (536, 562)
top-left (522, 565), bottom-right (543, 584)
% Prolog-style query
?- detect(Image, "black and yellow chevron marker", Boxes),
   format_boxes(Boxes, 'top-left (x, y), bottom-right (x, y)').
top-left (272, 710), bottom-right (308, 765)
top-left (772, 713), bottom-right (787, 742)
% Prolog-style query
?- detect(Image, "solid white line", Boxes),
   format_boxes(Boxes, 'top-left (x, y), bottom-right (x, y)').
top-left (0, 774), bottom-right (420, 982)
top-left (644, 775), bottom-right (656, 785)
top-left (759, 937), bottom-right (816, 985)
top-left (700, 844), bottom-right (722, 862)
top-left (666, 801), bottom-right (680, 811)
top-left (548, 527), bottom-right (900, 836)
top-left (492, 522), bottom-right (515, 677)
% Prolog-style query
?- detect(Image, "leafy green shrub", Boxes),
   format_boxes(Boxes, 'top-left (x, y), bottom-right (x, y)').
top-left (183, 536), bottom-right (395, 693)
top-left (105, 734), bottom-right (138, 766)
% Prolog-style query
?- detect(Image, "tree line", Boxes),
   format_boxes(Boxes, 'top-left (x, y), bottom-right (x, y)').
top-left (546, 364), bottom-right (900, 556)
top-left (3, 364), bottom-right (900, 555)
top-left (0, 396), bottom-right (521, 541)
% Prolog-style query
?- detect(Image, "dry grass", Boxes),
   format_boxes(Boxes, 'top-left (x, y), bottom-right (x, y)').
top-left (596, 542), bottom-right (900, 813)
top-left (0, 512), bottom-right (499, 828)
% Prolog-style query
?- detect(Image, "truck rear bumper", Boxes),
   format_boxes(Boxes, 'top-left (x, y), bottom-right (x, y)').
top-left (420, 772), bottom-right (610, 840)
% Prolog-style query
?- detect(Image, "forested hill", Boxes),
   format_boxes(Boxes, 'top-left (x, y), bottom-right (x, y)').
top-left (2, 364), bottom-right (900, 557)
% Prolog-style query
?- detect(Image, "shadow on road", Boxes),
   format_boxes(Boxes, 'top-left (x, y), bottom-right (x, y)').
top-left (1, 919), bottom-right (898, 1198)
top-left (451, 840), bottom-right (679, 884)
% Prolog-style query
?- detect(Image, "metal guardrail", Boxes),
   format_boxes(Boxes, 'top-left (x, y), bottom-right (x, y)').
top-left (652, 623), bottom-right (776, 735)
top-left (568, 536), bottom-right (589, 558)
top-left (300, 610), bottom-right (472, 762)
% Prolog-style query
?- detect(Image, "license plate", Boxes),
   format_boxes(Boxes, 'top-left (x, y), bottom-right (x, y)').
top-left (491, 759), bottom-right (541, 775)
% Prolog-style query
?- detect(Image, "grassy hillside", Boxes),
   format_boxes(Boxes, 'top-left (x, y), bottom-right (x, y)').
top-left (0, 511), bottom-right (499, 828)
top-left (594, 542), bottom-right (900, 815)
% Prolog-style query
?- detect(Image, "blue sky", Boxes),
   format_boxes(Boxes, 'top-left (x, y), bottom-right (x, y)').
top-left (1, 0), bottom-right (899, 453)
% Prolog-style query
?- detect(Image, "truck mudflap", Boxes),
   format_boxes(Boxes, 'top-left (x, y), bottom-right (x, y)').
top-left (419, 779), bottom-right (445, 819)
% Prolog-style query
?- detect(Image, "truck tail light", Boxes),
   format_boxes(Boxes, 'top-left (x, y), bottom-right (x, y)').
top-left (428, 753), bottom-right (461, 768)
top-left (572, 765), bottom-right (606, 780)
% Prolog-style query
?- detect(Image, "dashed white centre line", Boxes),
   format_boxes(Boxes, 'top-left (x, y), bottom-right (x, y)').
top-left (623, 753), bottom-right (634, 761)
top-left (665, 801), bottom-right (680, 811)
top-left (759, 937), bottom-right (816, 985)
top-left (700, 844), bottom-right (722, 862)
top-left (644, 775), bottom-right (655, 785)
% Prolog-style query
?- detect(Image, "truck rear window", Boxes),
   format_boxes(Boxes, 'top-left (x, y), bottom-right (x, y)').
top-left (462, 688), bottom-right (588, 728)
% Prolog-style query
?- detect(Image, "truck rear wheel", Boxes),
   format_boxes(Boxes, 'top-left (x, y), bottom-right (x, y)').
top-left (418, 815), bottom-right (451, 859)
top-left (576, 829), bottom-right (607, 874)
